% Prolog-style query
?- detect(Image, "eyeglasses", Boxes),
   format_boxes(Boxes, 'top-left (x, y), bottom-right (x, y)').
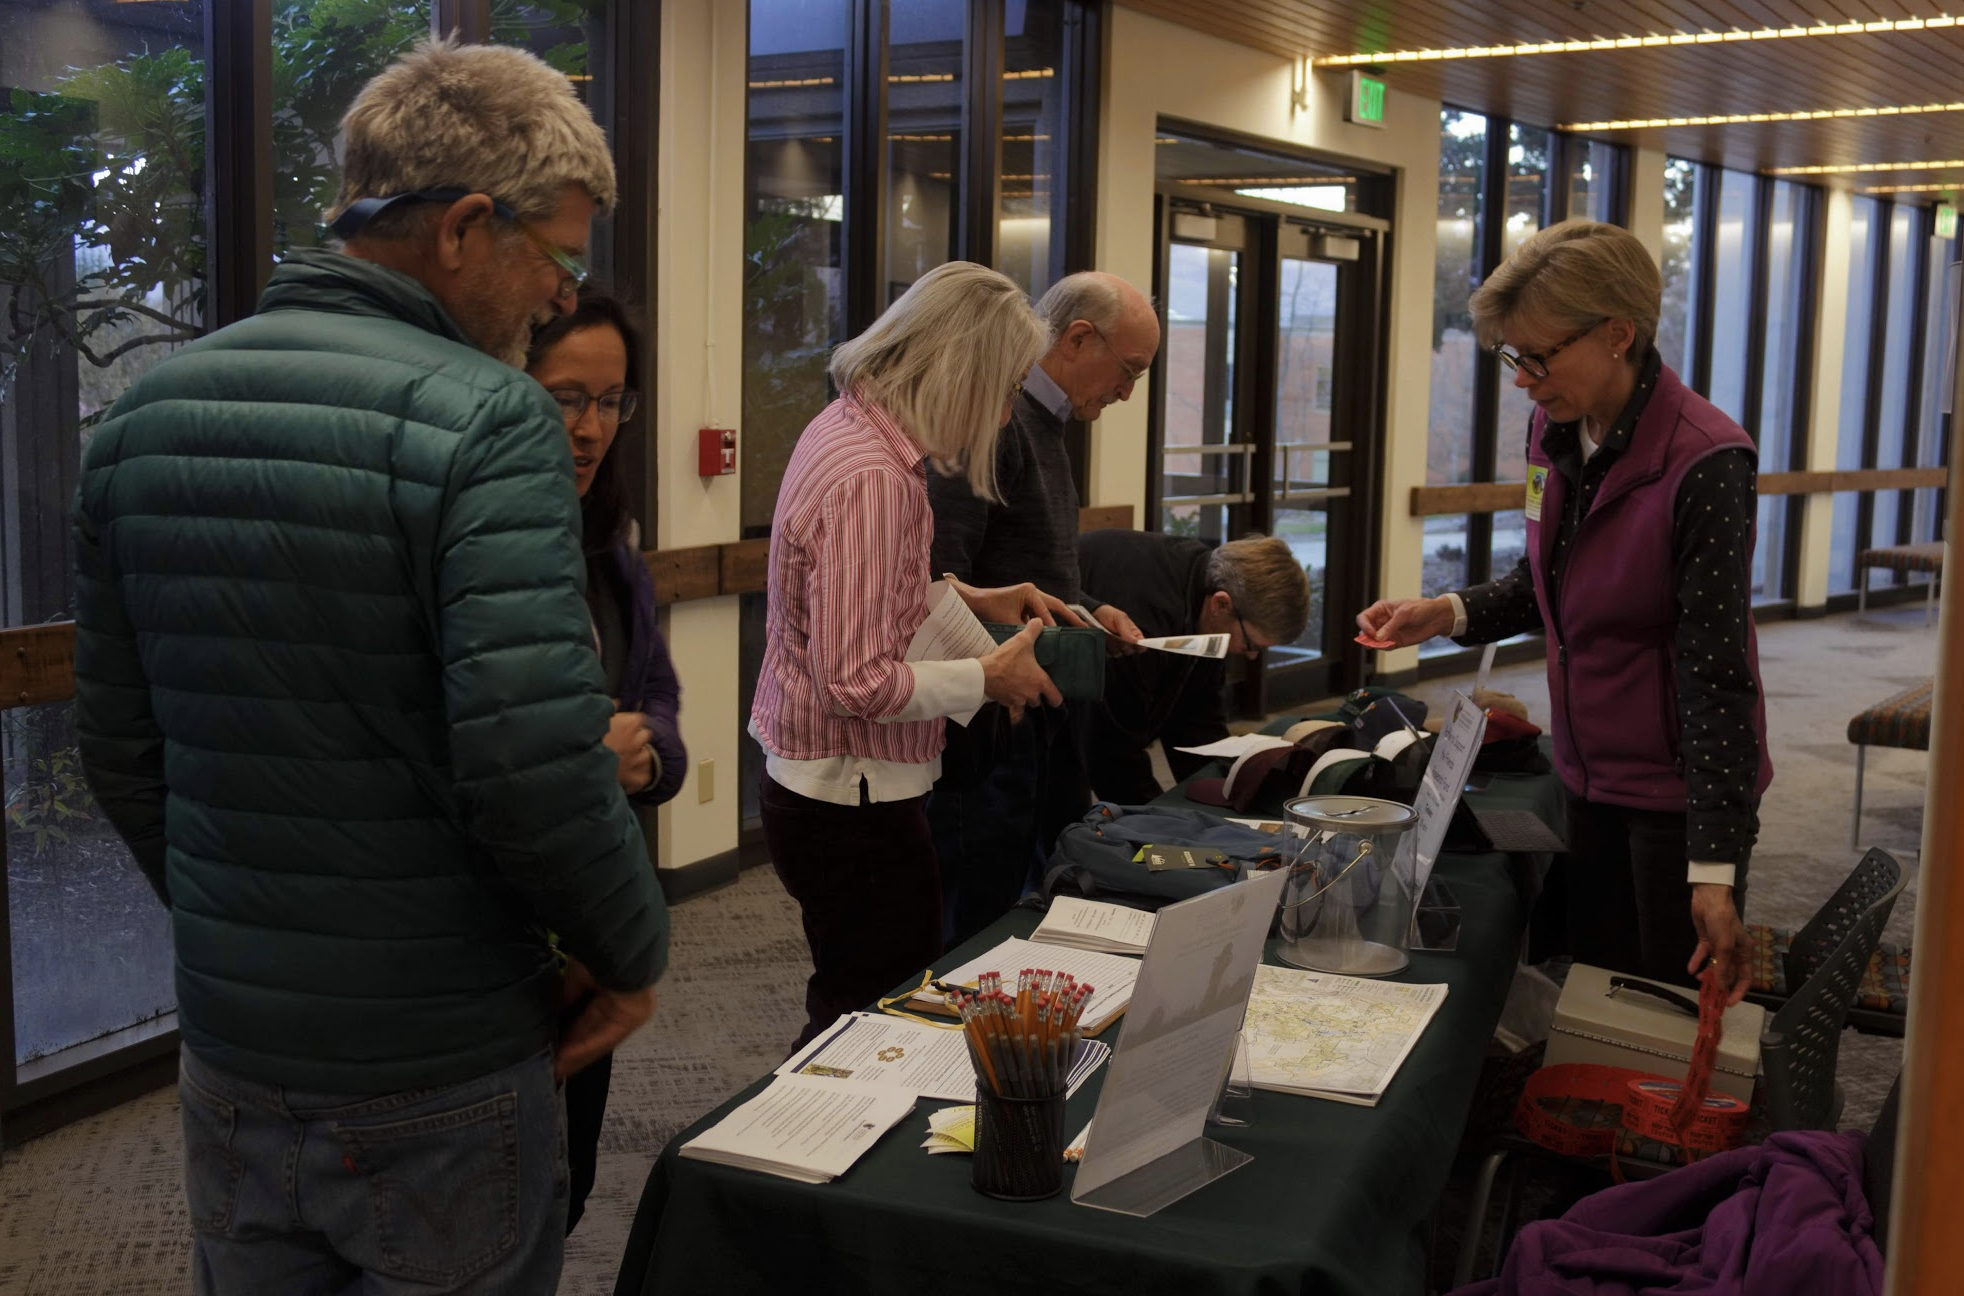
top-left (326, 187), bottom-right (588, 299)
top-left (1234, 608), bottom-right (1263, 659)
top-left (515, 222), bottom-right (589, 301)
top-left (1493, 319), bottom-right (1604, 380)
top-left (549, 389), bottom-right (639, 425)
top-left (1087, 322), bottom-right (1151, 384)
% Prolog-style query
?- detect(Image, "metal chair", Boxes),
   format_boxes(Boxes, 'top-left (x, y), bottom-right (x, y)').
top-left (1747, 846), bottom-right (1910, 1037)
top-left (1451, 849), bottom-right (1906, 1287)
top-left (1759, 849), bottom-right (1906, 1131)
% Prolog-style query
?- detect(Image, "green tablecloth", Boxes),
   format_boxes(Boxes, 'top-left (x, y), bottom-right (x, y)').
top-left (614, 770), bottom-right (1565, 1296)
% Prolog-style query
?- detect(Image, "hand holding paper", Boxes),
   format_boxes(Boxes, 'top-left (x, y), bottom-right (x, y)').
top-left (1354, 597), bottom-right (1455, 648)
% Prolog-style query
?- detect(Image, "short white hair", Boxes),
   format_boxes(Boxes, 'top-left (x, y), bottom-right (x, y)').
top-left (327, 39), bottom-right (615, 235)
top-left (1034, 271), bottom-right (1129, 337)
top-left (828, 262), bottom-right (1049, 503)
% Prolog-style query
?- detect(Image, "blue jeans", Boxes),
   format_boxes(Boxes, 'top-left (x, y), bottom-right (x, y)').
top-left (178, 1044), bottom-right (567, 1295)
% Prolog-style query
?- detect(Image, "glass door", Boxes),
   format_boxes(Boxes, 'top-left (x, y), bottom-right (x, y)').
top-left (1267, 250), bottom-right (1346, 688)
top-left (1158, 216), bottom-right (1255, 541)
top-left (1151, 190), bottom-right (1388, 713)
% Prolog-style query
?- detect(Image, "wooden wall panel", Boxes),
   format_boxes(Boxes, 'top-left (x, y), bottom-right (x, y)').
top-left (1077, 504), bottom-right (1136, 532)
top-left (646, 546), bottom-right (719, 605)
top-left (0, 623), bottom-right (78, 710)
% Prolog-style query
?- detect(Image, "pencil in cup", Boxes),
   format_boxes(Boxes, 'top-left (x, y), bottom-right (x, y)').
top-left (956, 972), bottom-right (1091, 1098)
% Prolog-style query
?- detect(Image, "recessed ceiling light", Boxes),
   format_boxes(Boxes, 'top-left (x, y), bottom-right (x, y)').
top-left (1562, 102), bottom-right (1964, 132)
top-left (1319, 16), bottom-right (1960, 67)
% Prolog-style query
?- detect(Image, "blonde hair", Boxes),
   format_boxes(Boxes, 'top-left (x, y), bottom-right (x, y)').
top-left (828, 262), bottom-right (1049, 503)
top-left (327, 39), bottom-right (615, 236)
top-left (1469, 220), bottom-right (1661, 360)
top-left (1207, 536), bottom-right (1310, 643)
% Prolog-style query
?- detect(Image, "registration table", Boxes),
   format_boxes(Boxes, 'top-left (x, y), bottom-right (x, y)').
top-left (614, 771), bottom-right (1564, 1296)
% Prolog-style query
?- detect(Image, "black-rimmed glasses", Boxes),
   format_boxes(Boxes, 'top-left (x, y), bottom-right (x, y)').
top-left (1234, 609), bottom-right (1262, 659)
top-left (1493, 319), bottom-right (1604, 380)
top-left (549, 389), bottom-right (639, 426)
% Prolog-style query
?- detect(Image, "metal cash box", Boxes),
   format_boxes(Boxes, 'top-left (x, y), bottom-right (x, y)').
top-left (1544, 963), bottom-right (1765, 1103)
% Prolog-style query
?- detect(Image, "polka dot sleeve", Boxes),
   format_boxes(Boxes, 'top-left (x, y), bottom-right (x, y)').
top-left (1671, 447), bottom-right (1763, 866)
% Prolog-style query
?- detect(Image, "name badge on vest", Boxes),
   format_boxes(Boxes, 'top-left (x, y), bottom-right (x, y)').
top-left (1525, 466), bottom-right (1548, 523)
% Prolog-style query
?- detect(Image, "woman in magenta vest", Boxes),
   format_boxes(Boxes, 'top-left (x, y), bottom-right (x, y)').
top-left (1357, 220), bottom-right (1770, 1006)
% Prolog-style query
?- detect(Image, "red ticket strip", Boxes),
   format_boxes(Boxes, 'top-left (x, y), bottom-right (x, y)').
top-left (1514, 969), bottom-right (1749, 1163)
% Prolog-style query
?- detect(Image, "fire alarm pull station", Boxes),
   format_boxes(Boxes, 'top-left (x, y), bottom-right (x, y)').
top-left (699, 428), bottom-right (736, 477)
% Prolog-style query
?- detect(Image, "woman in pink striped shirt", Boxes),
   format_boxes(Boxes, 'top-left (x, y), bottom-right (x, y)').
top-left (752, 262), bottom-right (1070, 1048)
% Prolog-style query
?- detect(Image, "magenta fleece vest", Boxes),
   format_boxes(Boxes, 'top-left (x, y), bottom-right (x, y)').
top-left (1525, 364), bottom-right (1774, 811)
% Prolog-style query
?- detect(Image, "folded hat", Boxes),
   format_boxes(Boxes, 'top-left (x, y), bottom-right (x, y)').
top-left (1188, 741), bottom-right (1298, 811)
top-left (1483, 708), bottom-right (1541, 743)
top-left (1281, 717), bottom-right (1345, 744)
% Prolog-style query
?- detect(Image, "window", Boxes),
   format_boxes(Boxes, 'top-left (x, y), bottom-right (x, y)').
top-left (1651, 160), bottom-right (1820, 604)
top-left (1425, 110), bottom-right (1484, 602)
top-left (1705, 168), bottom-right (1754, 421)
top-left (999, 0), bottom-right (1067, 296)
top-left (1423, 111), bottom-right (1624, 658)
top-left (886, 1), bottom-right (964, 300)
top-left (1910, 219), bottom-right (1959, 549)
top-left (740, 0), bottom-right (852, 828)
top-left (1828, 197), bottom-right (1949, 600)
top-left (736, 0), bottom-right (1102, 830)
top-left (2, 0), bottom-right (211, 1073)
top-left (1657, 158), bottom-right (1699, 377)
top-left (1753, 181), bottom-right (1810, 601)
top-left (1566, 139), bottom-right (1621, 224)
top-left (271, 3), bottom-right (431, 256)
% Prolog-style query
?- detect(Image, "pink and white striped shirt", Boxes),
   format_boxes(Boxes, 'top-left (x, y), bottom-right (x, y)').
top-left (749, 393), bottom-right (984, 806)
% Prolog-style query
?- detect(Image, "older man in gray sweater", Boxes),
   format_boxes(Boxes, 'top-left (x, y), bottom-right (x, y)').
top-left (927, 271), bottom-right (1159, 946)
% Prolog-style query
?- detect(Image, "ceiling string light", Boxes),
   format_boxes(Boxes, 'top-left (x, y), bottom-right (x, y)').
top-left (1318, 16), bottom-right (1960, 67)
top-left (1562, 101), bottom-right (1964, 132)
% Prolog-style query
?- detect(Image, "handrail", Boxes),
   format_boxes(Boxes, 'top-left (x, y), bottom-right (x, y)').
top-left (0, 505), bottom-right (1139, 711)
top-left (1412, 465), bottom-right (1950, 517)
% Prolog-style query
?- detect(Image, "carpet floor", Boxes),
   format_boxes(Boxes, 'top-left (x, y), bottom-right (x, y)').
top-left (0, 606), bottom-right (1934, 1295)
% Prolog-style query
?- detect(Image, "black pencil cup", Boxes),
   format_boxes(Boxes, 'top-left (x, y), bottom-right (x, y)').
top-left (970, 1086), bottom-right (1066, 1201)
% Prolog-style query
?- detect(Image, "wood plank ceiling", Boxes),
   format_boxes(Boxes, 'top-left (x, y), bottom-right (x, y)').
top-left (1123, 0), bottom-right (1964, 195)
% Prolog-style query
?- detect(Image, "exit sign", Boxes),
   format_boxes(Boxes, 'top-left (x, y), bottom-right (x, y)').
top-left (1346, 71), bottom-right (1387, 128)
top-left (1938, 204), bottom-right (1958, 240)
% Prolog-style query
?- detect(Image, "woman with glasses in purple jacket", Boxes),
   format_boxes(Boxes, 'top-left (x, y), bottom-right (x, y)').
top-left (527, 289), bottom-right (685, 1233)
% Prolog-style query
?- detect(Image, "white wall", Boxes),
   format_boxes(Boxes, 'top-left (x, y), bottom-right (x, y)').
top-left (651, 0), bottom-right (747, 870)
top-left (1097, 5), bottom-right (1445, 675)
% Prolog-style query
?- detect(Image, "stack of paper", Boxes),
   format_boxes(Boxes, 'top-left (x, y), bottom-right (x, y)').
top-left (678, 1073), bottom-right (915, 1183)
top-left (777, 1012), bottom-right (980, 1102)
top-left (1240, 963), bottom-right (1448, 1106)
top-left (922, 1105), bottom-right (977, 1154)
top-left (782, 1013), bottom-right (1111, 1103)
top-left (918, 938), bottom-right (1142, 1034)
top-left (1030, 897), bottom-right (1155, 955)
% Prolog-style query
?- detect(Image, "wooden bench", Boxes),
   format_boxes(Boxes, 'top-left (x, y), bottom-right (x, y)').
top-left (1847, 678), bottom-right (1933, 848)
top-left (1856, 542), bottom-right (1944, 625)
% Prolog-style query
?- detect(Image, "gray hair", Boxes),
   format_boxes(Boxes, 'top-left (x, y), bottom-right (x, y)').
top-left (1470, 219), bottom-right (1661, 361)
top-left (1206, 536), bottom-right (1311, 644)
top-left (327, 39), bottom-right (616, 239)
top-left (828, 262), bottom-right (1049, 504)
top-left (1034, 271), bottom-right (1130, 337)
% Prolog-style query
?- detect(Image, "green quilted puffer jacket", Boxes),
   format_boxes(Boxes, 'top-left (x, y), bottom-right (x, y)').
top-left (71, 250), bottom-right (669, 1092)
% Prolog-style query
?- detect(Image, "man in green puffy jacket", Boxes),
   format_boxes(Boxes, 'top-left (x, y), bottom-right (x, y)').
top-left (71, 40), bottom-right (666, 1294)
